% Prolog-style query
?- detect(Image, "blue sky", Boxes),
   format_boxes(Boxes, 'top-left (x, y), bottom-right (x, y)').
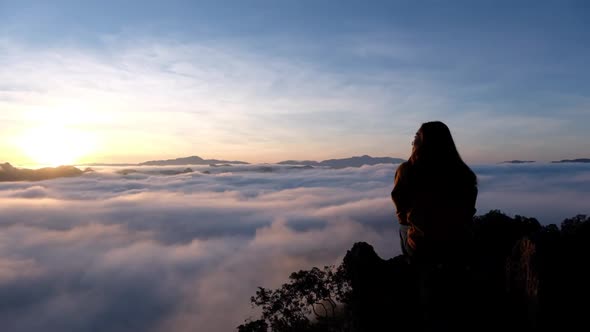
top-left (1, 0), bottom-right (589, 164)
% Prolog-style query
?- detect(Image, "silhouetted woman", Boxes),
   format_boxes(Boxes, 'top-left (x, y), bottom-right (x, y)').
top-left (391, 121), bottom-right (477, 264)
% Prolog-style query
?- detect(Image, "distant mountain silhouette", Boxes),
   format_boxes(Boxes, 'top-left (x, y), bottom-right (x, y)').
top-left (277, 155), bottom-right (405, 168)
top-left (87, 155), bottom-right (404, 168)
top-left (277, 160), bottom-right (321, 166)
top-left (501, 160), bottom-right (536, 164)
top-left (0, 163), bottom-right (90, 182)
top-left (82, 162), bottom-right (138, 167)
top-left (116, 168), bottom-right (194, 176)
top-left (139, 156), bottom-right (249, 166)
top-left (551, 158), bottom-right (590, 163)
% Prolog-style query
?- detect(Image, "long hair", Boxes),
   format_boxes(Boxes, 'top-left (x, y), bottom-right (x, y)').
top-left (409, 121), bottom-right (476, 184)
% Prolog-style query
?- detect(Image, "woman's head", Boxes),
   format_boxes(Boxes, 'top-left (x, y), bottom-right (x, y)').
top-left (409, 121), bottom-right (464, 166)
top-left (409, 121), bottom-right (476, 185)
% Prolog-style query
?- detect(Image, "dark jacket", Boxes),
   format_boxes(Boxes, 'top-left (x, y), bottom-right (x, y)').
top-left (391, 161), bottom-right (477, 261)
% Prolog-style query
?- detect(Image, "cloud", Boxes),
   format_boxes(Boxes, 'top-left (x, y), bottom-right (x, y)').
top-left (1, 185), bottom-right (50, 198)
top-left (475, 163), bottom-right (590, 222)
top-left (0, 163), bottom-right (588, 331)
top-left (3, 36), bottom-right (587, 164)
top-left (0, 164), bottom-right (399, 331)
top-left (0, 38), bottom-right (457, 163)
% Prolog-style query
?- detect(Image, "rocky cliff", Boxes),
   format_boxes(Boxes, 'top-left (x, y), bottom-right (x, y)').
top-left (239, 211), bottom-right (590, 332)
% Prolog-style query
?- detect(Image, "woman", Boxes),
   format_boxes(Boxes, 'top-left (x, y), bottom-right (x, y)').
top-left (391, 121), bottom-right (477, 263)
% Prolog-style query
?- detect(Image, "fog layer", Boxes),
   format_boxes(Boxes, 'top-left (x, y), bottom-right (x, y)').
top-left (0, 163), bottom-right (588, 331)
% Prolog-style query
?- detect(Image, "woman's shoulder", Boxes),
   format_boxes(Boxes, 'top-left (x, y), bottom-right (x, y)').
top-left (397, 161), bottom-right (412, 170)
top-left (394, 161), bottom-right (413, 178)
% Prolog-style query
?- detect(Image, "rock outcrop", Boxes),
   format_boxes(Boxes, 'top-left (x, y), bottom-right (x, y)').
top-left (344, 213), bottom-right (590, 332)
top-left (240, 211), bottom-right (590, 332)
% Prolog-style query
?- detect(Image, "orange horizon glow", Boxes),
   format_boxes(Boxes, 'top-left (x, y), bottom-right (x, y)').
top-left (14, 125), bottom-right (98, 167)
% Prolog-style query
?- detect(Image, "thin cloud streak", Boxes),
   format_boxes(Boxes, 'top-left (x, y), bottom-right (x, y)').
top-left (5, 37), bottom-right (581, 164)
top-left (0, 38), bottom-right (446, 163)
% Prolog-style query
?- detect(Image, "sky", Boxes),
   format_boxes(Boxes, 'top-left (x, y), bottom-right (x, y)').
top-left (2, 3), bottom-right (589, 330)
top-left (1, 0), bottom-right (589, 165)
top-left (0, 162), bottom-right (588, 331)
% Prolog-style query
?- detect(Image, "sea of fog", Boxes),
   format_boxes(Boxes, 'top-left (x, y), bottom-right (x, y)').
top-left (0, 163), bottom-right (588, 331)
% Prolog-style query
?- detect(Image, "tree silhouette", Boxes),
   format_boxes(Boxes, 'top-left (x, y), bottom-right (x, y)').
top-left (237, 265), bottom-right (352, 332)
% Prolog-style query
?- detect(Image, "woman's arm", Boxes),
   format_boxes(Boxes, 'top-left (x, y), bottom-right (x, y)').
top-left (391, 162), bottom-right (411, 225)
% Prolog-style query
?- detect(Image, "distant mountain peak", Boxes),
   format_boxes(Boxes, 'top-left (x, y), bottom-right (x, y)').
top-left (139, 156), bottom-right (249, 166)
top-left (501, 160), bottom-right (536, 164)
top-left (277, 155), bottom-right (405, 168)
top-left (551, 158), bottom-right (590, 163)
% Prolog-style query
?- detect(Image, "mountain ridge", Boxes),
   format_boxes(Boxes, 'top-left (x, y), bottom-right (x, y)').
top-left (277, 155), bottom-right (405, 168)
top-left (500, 160), bottom-right (536, 164)
top-left (83, 155), bottom-right (407, 168)
top-left (139, 155), bottom-right (249, 166)
top-left (551, 158), bottom-right (590, 163)
top-left (0, 163), bottom-right (91, 182)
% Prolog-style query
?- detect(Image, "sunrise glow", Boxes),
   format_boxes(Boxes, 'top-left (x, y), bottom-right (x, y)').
top-left (16, 125), bottom-right (97, 167)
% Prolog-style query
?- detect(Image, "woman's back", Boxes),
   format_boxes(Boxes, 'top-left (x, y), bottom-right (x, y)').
top-left (409, 163), bottom-right (476, 245)
top-left (392, 122), bottom-right (477, 262)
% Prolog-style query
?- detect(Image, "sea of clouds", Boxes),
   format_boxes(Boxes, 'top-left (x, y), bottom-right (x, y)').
top-left (0, 162), bottom-right (589, 331)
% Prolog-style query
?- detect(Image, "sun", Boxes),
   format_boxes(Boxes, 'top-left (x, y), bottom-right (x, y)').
top-left (17, 125), bottom-right (97, 167)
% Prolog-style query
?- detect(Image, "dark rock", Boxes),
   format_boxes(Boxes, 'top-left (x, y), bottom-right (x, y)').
top-left (117, 169), bottom-right (138, 175)
top-left (507, 215), bottom-right (590, 331)
top-left (158, 168), bottom-right (194, 175)
top-left (343, 213), bottom-right (589, 332)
